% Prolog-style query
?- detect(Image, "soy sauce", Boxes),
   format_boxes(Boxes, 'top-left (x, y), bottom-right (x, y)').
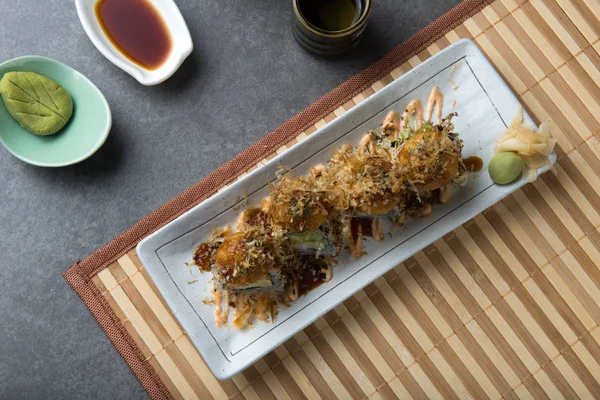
top-left (463, 156), bottom-right (484, 172)
top-left (95, 0), bottom-right (172, 70)
top-left (298, 0), bottom-right (359, 31)
top-left (297, 261), bottom-right (328, 296)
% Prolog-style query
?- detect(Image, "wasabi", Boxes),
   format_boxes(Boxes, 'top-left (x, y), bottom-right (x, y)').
top-left (0, 71), bottom-right (73, 136)
top-left (489, 152), bottom-right (523, 184)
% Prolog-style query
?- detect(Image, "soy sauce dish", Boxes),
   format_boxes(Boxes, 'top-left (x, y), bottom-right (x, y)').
top-left (75, 0), bottom-right (193, 86)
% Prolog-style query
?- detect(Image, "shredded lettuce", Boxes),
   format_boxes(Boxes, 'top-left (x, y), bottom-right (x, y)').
top-left (399, 128), bottom-right (412, 141)
top-left (415, 122), bottom-right (433, 134)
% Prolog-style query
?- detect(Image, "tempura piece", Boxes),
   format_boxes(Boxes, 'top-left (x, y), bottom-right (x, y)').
top-left (268, 176), bottom-right (331, 232)
top-left (399, 125), bottom-right (462, 190)
top-left (210, 232), bottom-right (286, 291)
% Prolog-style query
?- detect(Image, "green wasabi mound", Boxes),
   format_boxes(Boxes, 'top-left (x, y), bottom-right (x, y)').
top-left (0, 71), bottom-right (73, 136)
top-left (489, 152), bottom-right (524, 185)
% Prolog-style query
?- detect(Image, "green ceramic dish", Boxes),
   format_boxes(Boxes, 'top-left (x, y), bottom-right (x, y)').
top-left (0, 56), bottom-right (111, 167)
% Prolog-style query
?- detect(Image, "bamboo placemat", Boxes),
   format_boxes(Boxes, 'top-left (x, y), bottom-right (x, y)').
top-left (65, 0), bottom-right (600, 398)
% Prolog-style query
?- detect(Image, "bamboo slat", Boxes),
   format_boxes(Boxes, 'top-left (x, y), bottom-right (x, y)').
top-left (88, 0), bottom-right (600, 397)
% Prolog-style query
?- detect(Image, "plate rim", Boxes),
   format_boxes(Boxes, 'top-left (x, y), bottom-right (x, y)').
top-left (137, 38), bottom-right (556, 379)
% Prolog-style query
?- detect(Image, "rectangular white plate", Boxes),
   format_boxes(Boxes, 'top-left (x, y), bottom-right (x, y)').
top-left (137, 39), bottom-right (556, 380)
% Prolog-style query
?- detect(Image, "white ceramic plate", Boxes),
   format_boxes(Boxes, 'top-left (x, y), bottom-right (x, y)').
top-left (137, 39), bottom-right (556, 380)
top-left (75, 0), bottom-right (193, 85)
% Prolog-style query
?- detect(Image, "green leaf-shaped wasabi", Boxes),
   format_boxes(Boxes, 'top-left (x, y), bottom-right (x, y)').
top-left (0, 71), bottom-right (73, 136)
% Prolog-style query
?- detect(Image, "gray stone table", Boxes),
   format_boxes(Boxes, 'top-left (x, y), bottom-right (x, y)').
top-left (0, 0), bottom-right (459, 398)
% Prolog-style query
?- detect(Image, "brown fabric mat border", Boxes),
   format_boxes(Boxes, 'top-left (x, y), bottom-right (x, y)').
top-left (64, 265), bottom-right (174, 400)
top-left (64, 0), bottom-right (494, 397)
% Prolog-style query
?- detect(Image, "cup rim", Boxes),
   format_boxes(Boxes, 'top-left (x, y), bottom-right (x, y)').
top-left (292, 0), bottom-right (372, 38)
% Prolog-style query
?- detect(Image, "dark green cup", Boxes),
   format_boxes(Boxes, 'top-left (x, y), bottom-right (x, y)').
top-left (291, 0), bottom-right (372, 57)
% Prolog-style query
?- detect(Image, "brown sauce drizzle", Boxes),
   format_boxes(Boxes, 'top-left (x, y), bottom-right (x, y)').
top-left (297, 266), bottom-right (327, 297)
top-left (463, 156), bottom-right (483, 172)
top-left (193, 243), bottom-right (213, 272)
top-left (350, 217), bottom-right (374, 237)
